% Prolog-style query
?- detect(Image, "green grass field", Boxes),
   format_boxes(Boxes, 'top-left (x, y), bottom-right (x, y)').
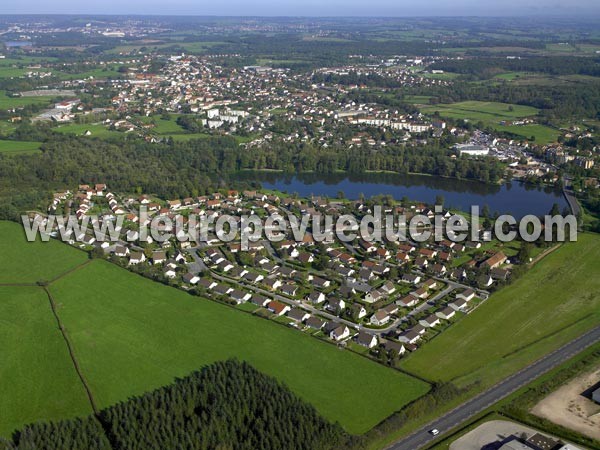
top-left (0, 91), bottom-right (54, 109)
top-left (0, 221), bottom-right (88, 283)
top-left (0, 287), bottom-right (93, 437)
top-left (49, 260), bottom-right (429, 434)
top-left (0, 140), bottom-right (41, 155)
top-left (402, 234), bottom-right (600, 387)
top-left (421, 101), bottom-right (538, 120)
top-left (419, 101), bottom-right (560, 144)
top-left (53, 123), bottom-right (124, 139)
top-left (137, 115), bottom-right (187, 134)
top-left (0, 220), bottom-right (428, 436)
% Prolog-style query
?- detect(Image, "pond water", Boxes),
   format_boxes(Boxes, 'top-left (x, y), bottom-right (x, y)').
top-left (241, 172), bottom-right (568, 219)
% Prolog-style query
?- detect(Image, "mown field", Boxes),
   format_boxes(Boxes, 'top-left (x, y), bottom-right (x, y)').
top-left (0, 287), bottom-right (93, 437)
top-left (0, 140), bottom-right (42, 155)
top-left (0, 221), bottom-right (88, 283)
top-left (402, 233), bottom-right (600, 388)
top-left (0, 220), bottom-right (428, 437)
top-left (0, 92), bottom-right (54, 109)
top-left (418, 100), bottom-right (560, 144)
top-left (49, 260), bottom-right (429, 435)
top-left (53, 123), bottom-right (124, 139)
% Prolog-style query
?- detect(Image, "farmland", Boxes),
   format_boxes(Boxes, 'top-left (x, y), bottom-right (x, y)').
top-left (0, 221), bottom-right (88, 283)
top-left (401, 233), bottom-right (600, 388)
top-left (0, 287), bottom-right (92, 437)
top-left (0, 140), bottom-right (41, 155)
top-left (0, 220), bottom-right (428, 437)
top-left (53, 123), bottom-right (125, 139)
top-left (418, 100), bottom-right (560, 144)
top-left (0, 91), bottom-right (54, 109)
top-left (48, 260), bottom-right (429, 435)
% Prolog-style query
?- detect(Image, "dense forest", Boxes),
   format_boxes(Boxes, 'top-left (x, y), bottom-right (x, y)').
top-left (0, 126), bottom-right (505, 220)
top-left (0, 360), bottom-right (347, 450)
top-left (430, 56), bottom-right (600, 78)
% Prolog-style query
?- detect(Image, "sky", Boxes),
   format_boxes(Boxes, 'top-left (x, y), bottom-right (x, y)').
top-left (1, 0), bottom-right (599, 17)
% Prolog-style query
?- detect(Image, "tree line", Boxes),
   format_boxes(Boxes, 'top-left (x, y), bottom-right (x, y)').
top-left (0, 126), bottom-right (505, 220)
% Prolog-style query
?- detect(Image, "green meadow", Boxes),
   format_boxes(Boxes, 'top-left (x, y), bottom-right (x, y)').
top-left (0, 221), bottom-right (88, 284)
top-left (49, 260), bottom-right (429, 435)
top-left (0, 220), bottom-right (428, 437)
top-left (419, 100), bottom-right (559, 143)
top-left (0, 140), bottom-right (42, 155)
top-left (0, 287), bottom-right (92, 437)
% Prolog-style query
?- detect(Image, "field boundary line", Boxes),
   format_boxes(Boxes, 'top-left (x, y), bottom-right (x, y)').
top-left (47, 259), bottom-right (92, 284)
top-left (501, 314), bottom-right (595, 360)
top-left (43, 286), bottom-right (99, 414)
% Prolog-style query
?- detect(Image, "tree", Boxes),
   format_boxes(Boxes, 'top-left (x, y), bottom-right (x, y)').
top-left (518, 242), bottom-right (532, 264)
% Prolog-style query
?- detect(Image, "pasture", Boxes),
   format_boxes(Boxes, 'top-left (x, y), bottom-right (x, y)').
top-left (0, 140), bottom-right (41, 155)
top-left (0, 221), bottom-right (88, 284)
top-left (419, 100), bottom-right (560, 144)
top-left (0, 287), bottom-right (92, 437)
top-left (49, 260), bottom-right (429, 435)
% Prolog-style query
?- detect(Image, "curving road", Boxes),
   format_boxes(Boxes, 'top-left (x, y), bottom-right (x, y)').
top-left (386, 325), bottom-right (600, 450)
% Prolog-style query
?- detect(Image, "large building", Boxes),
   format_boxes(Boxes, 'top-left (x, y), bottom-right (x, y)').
top-left (454, 143), bottom-right (490, 156)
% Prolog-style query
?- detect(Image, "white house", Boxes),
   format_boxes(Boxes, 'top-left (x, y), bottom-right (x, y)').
top-left (356, 331), bottom-right (378, 349)
top-left (456, 288), bottom-right (475, 302)
top-left (370, 310), bottom-right (390, 326)
top-left (419, 315), bottom-right (441, 328)
top-left (128, 251), bottom-right (146, 265)
top-left (330, 325), bottom-right (350, 341)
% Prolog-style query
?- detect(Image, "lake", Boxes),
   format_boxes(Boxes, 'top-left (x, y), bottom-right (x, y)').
top-left (3, 41), bottom-right (33, 48)
top-left (241, 172), bottom-right (568, 219)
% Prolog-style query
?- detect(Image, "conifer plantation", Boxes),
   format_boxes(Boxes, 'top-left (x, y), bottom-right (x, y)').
top-left (0, 360), bottom-right (347, 450)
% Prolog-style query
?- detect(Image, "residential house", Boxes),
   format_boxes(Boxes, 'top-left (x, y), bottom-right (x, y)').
top-left (383, 340), bottom-right (406, 356)
top-left (152, 250), bottom-right (167, 265)
top-left (422, 279), bottom-right (438, 290)
top-left (280, 283), bottom-right (299, 297)
top-left (267, 300), bottom-right (291, 316)
top-left (482, 251), bottom-right (507, 269)
top-left (380, 281), bottom-right (396, 295)
top-left (364, 290), bottom-right (384, 304)
top-left (456, 288), bottom-right (476, 302)
top-left (436, 306), bottom-right (456, 320)
top-left (410, 287), bottom-right (429, 299)
top-left (370, 310), bottom-right (391, 326)
top-left (306, 291), bottom-right (326, 304)
top-left (230, 289), bottom-right (252, 304)
top-left (330, 324), bottom-right (350, 341)
top-left (287, 308), bottom-right (310, 323)
top-left (419, 314), bottom-right (441, 328)
top-left (383, 303), bottom-right (399, 315)
top-left (350, 303), bottom-right (367, 319)
top-left (397, 294), bottom-right (419, 308)
top-left (402, 273), bottom-right (421, 285)
top-left (326, 298), bottom-right (346, 313)
top-left (356, 331), bottom-right (378, 349)
top-left (128, 251), bottom-right (146, 265)
top-left (250, 295), bottom-right (271, 307)
top-left (398, 329), bottom-right (421, 345)
top-left (449, 298), bottom-right (468, 312)
top-left (306, 316), bottom-right (326, 330)
top-left (182, 273), bottom-right (200, 285)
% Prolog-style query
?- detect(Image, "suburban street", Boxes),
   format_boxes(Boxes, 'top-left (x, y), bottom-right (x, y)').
top-left (185, 246), bottom-right (470, 335)
top-left (386, 325), bottom-right (600, 450)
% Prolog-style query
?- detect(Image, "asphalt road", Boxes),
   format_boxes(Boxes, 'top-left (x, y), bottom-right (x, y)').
top-left (386, 325), bottom-right (600, 450)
